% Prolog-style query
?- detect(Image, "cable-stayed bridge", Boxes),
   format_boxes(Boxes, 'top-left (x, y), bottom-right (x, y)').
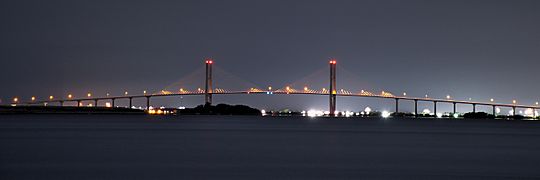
top-left (11, 59), bottom-right (540, 117)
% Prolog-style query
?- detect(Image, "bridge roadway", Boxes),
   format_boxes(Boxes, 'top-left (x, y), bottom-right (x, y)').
top-left (22, 91), bottom-right (539, 116)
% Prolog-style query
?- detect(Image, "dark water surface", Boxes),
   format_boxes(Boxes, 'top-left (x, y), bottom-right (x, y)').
top-left (1, 115), bottom-right (540, 180)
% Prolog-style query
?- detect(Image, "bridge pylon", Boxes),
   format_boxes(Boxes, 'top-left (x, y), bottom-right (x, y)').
top-left (329, 59), bottom-right (337, 116)
top-left (205, 59), bottom-right (213, 105)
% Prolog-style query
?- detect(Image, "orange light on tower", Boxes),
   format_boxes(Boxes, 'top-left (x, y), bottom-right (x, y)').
top-left (13, 97), bottom-right (18, 103)
top-left (68, 94), bottom-right (73, 99)
top-left (31, 96), bottom-right (36, 101)
top-left (87, 93), bottom-right (92, 97)
top-left (49, 96), bottom-right (54, 100)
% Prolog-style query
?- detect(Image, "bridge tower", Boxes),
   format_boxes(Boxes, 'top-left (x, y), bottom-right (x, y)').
top-left (329, 59), bottom-right (337, 116)
top-left (205, 59), bottom-right (213, 105)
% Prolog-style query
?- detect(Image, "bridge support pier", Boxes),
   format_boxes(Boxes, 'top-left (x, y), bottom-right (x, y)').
top-left (473, 104), bottom-right (476, 113)
top-left (453, 102), bottom-right (457, 114)
top-left (94, 99), bottom-right (98, 107)
top-left (434, 101), bottom-right (437, 116)
top-left (77, 100), bottom-right (81, 107)
top-left (329, 59), bottom-right (336, 116)
top-left (146, 96), bottom-right (150, 111)
top-left (112, 98), bottom-right (115, 108)
top-left (493, 105), bottom-right (496, 117)
top-left (414, 100), bottom-right (418, 117)
top-left (395, 98), bottom-right (399, 113)
top-left (512, 106), bottom-right (516, 117)
top-left (60, 101), bottom-right (64, 107)
top-left (129, 97), bottom-right (133, 109)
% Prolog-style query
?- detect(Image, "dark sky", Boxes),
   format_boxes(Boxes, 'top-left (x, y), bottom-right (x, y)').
top-left (1, 0), bottom-right (539, 112)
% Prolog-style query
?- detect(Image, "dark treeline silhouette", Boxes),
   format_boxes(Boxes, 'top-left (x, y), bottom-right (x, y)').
top-left (178, 103), bottom-right (261, 115)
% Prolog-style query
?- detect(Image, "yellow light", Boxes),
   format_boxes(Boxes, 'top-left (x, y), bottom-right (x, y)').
top-left (143, 90), bottom-right (147, 94)
top-left (513, 100), bottom-right (517, 104)
top-left (268, 86), bottom-right (272, 90)
top-left (13, 97), bottom-right (18, 102)
top-left (105, 102), bottom-right (111, 108)
top-left (286, 86), bottom-right (290, 91)
top-left (304, 87), bottom-right (308, 91)
top-left (87, 93), bottom-right (92, 97)
top-left (49, 96), bottom-right (54, 100)
top-left (68, 94), bottom-right (73, 99)
top-left (124, 91), bottom-right (128, 95)
top-left (31, 96), bottom-right (36, 101)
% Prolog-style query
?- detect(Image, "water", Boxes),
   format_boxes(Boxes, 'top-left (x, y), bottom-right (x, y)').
top-left (1, 115), bottom-right (540, 179)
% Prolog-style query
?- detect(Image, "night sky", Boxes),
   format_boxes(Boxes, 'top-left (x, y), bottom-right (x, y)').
top-left (1, 0), bottom-right (539, 112)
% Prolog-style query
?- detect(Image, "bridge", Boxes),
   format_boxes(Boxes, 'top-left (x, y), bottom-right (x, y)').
top-left (11, 59), bottom-right (540, 117)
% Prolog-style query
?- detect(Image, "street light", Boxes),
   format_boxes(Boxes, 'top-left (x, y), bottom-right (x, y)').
top-left (49, 96), bottom-right (54, 100)
top-left (31, 96), bottom-right (36, 101)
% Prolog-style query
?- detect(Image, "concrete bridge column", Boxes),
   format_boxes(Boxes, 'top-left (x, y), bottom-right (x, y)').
top-left (146, 96), bottom-right (150, 111)
top-left (434, 101), bottom-right (437, 116)
top-left (395, 98), bottom-right (399, 113)
top-left (414, 100), bottom-right (418, 117)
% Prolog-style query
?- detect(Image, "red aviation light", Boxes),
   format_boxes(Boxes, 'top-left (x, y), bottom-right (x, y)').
top-left (329, 59), bottom-right (337, 64)
top-left (205, 59), bottom-right (213, 64)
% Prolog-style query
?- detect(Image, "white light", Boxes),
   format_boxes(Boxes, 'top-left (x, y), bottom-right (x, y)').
top-left (453, 113), bottom-right (459, 118)
top-left (496, 107), bottom-right (501, 114)
top-left (436, 113), bottom-right (443, 118)
top-left (261, 109), bottom-right (266, 115)
top-left (105, 102), bottom-right (111, 108)
top-left (381, 111), bottom-right (391, 118)
top-left (422, 109), bottom-right (431, 115)
top-left (364, 107), bottom-right (372, 115)
top-left (509, 110), bottom-right (514, 115)
top-left (178, 106), bottom-right (185, 110)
